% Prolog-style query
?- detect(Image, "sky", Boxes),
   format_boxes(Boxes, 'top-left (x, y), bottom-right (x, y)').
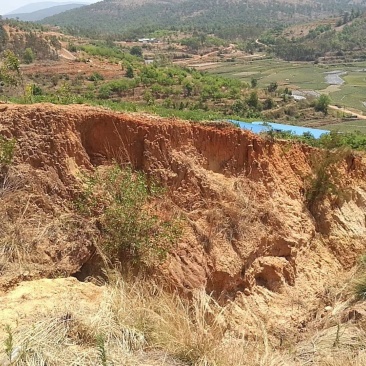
top-left (0, 0), bottom-right (99, 15)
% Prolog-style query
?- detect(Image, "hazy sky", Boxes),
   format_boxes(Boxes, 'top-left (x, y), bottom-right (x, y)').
top-left (0, 0), bottom-right (99, 15)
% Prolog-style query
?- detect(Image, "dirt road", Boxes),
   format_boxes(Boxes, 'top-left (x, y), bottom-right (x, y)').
top-left (329, 105), bottom-right (366, 120)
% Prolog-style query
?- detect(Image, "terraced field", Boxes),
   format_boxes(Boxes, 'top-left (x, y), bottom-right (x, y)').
top-left (208, 59), bottom-right (366, 113)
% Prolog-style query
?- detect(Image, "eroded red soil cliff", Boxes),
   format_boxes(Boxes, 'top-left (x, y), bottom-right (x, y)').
top-left (1, 103), bottom-right (366, 339)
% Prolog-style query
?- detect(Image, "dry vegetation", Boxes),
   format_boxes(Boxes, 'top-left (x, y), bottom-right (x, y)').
top-left (0, 168), bottom-right (365, 366)
top-left (1, 271), bottom-right (366, 366)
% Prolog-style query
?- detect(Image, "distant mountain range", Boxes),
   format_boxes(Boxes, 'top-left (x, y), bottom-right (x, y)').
top-left (5, 3), bottom-right (90, 22)
top-left (40, 0), bottom-right (366, 39)
top-left (6, 1), bottom-right (86, 14)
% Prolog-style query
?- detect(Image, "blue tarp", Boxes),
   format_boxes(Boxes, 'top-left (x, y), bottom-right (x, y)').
top-left (228, 120), bottom-right (270, 134)
top-left (228, 120), bottom-right (329, 139)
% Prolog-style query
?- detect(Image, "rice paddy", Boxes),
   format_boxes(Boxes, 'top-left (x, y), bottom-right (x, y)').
top-left (208, 59), bottom-right (366, 131)
top-left (208, 59), bottom-right (366, 113)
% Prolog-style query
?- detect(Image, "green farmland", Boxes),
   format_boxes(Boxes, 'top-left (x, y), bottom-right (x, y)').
top-left (208, 59), bottom-right (366, 113)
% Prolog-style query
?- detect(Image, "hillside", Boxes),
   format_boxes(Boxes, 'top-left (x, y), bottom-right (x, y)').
top-left (41, 0), bottom-right (366, 38)
top-left (5, 4), bottom-right (89, 22)
top-left (1, 103), bottom-right (366, 364)
top-left (0, 21), bottom-right (60, 62)
top-left (263, 11), bottom-right (366, 62)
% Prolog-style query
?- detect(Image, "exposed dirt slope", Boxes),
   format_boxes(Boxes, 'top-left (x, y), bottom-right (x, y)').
top-left (1, 103), bottom-right (366, 341)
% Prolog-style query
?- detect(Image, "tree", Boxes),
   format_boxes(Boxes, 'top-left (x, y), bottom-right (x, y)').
top-left (315, 94), bottom-right (331, 115)
top-left (251, 78), bottom-right (258, 88)
top-left (183, 81), bottom-right (193, 97)
top-left (130, 46), bottom-right (142, 57)
top-left (0, 50), bottom-right (22, 88)
top-left (180, 37), bottom-right (200, 52)
top-left (342, 12), bottom-right (350, 25)
top-left (267, 82), bottom-right (278, 93)
top-left (247, 91), bottom-right (260, 110)
top-left (0, 24), bottom-right (8, 52)
top-left (263, 98), bottom-right (275, 110)
top-left (125, 64), bottom-right (134, 78)
top-left (143, 90), bottom-right (155, 105)
top-left (232, 99), bottom-right (247, 116)
top-left (23, 48), bottom-right (35, 64)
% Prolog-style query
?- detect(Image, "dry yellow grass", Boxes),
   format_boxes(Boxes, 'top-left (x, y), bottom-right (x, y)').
top-left (1, 272), bottom-right (366, 366)
top-left (0, 273), bottom-right (291, 366)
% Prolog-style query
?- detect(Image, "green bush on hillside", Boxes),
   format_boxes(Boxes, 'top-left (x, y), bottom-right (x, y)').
top-left (0, 136), bottom-right (16, 168)
top-left (353, 255), bottom-right (366, 301)
top-left (76, 165), bottom-right (181, 267)
top-left (305, 146), bottom-right (350, 215)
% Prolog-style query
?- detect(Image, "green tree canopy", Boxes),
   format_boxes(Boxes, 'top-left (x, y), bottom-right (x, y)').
top-left (23, 48), bottom-right (35, 64)
top-left (0, 50), bottom-right (22, 87)
top-left (130, 46), bottom-right (142, 57)
top-left (315, 94), bottom-right (331, 115)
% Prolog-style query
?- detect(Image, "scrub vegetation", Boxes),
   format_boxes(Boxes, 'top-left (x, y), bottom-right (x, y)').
top-left (76, 164), bottom-right (182, 268)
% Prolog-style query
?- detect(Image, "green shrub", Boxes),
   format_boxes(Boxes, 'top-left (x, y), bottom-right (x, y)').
top-left (67, 42), bottom-right (77, 52)
top-left (98, 85), bottom-right (112, 99)
top-left (0, 136), bottom-right (16, 167)
top-left (0, 50), bottom-right (21, 87)
top-left (4, 325), bottom-right (15, 363)
top-left (77, 165), bottom-right (181, 266)
top-left (129, 46), bottom-right (142, 58)
top-left (305, 147), bottom-right (350, 214)
top-left (355, 276), bottom-right (366, 300)
top-left (96, 334), bottom-right (108, 366)
top-left (125, 64), bottom-right (134, 78)
top-left (314, 94), bottom-right (331, 115)
top-left (23, 47), bottom-right (35, 64)
top-left (352, 255), bottom-right (366, 300)
top-left (88, 72), bottom-right (104, 82)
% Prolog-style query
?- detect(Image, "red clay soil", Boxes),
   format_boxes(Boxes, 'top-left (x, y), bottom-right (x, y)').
top-left (1, 102), bottom-right (366, 336)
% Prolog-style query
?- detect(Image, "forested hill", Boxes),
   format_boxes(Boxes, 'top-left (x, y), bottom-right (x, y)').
top-left (268, 12), bottom-right (366, 62)
top-left (41, 0), bottom-right (366, 39)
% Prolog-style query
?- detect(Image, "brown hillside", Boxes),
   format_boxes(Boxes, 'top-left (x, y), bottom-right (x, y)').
top-left (1, 103), bottom-right (366, 363)
top-left (1, 103), bottom-right (366, 288)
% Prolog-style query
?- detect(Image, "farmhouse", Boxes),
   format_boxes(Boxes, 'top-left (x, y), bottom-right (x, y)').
top-left (138, 38), bottom-right (157, 43)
